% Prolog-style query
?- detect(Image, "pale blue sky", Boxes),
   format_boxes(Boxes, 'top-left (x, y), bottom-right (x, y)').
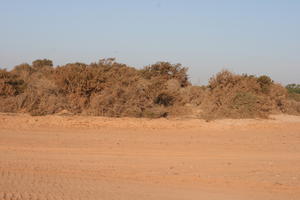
top-left (0, 0), bottom-right (299, 84)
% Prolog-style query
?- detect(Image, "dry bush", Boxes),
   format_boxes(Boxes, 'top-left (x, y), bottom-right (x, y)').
top-left (11, 63), bottom-right (34, 81)
top-left (14, 91), bottom-right (65, 115)
top-left (32, 59), bottom-right (53, 69)
top-left (141, 62), bottom-right (190, 87)
top-left (50, 59), bottom-right (189, 117)
top-left (0, 59), bottom-right (299, 119)
top-left (0, 96), bottom-right (19, 113)
top-left (179, 85), bottom-right (206, 106)
top-left (200, 70), bottom-right (291, 119)
top-left (0, 69), bottom-right (26, 113)
top-left (0, 69), bottom-right (25, 96)
top-left (288, 93), bottom-right (300, 102)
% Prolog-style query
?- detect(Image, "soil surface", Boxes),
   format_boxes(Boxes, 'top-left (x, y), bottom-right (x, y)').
top-left (0, 113), bottom-right (300, 200)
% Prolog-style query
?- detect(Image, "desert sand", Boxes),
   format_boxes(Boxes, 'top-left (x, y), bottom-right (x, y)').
top-left (0, 113), bottom-right (300, 200)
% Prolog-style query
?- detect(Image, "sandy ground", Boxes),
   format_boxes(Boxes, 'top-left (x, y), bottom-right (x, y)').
top-left (0, 113), bottom-right (300, 200)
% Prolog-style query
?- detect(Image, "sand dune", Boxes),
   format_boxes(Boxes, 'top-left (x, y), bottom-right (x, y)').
top-left (1, 113), bottom-right (300, 199)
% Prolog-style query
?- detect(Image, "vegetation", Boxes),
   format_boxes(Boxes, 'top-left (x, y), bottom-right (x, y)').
top-left (286, 84), bottom-right (300, 103)
top-left (286, 84), bottom-right (300, 94)
top-left (0, 58), bottom-right (299, 119)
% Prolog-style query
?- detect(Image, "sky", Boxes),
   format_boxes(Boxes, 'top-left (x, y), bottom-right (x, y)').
top-left (0, 0), bottom-right (299, 85)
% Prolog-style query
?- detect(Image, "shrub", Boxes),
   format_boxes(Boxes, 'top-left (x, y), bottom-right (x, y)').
top-left (288, 93), bottom-right (300, 102)
top-left (230, 92), bottom-right (259, 117)
top-left (141, 62), bottom-right (189, 87)
top-left (32, 59), bottom-right (53, 69)
top-left (0, 69), bottom-right (25, 96)
top-left (154, 93), bottom-right (174, 106)
top-left (0, 59), bottom-right (299, 118)
top-left (286, 84), bottom-right (300, 94)
top-left (257, 75), bottom-right (273, 93)
top-left (201, 70), bottom-right (292, 119)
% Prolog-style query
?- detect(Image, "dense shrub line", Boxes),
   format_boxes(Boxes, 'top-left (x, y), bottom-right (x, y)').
top-left (0, 58), bottom-right (299, 119)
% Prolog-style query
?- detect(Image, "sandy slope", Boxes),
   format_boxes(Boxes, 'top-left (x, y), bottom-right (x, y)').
top-left (0, 113), bottom-right (300, 200)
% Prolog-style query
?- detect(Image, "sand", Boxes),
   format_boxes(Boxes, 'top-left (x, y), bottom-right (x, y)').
top-left (0, 113), bottom-right (300, 200)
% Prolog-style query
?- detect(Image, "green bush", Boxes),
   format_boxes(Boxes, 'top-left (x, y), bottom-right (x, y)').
top-left (286, 84), bottom-right (300, 94)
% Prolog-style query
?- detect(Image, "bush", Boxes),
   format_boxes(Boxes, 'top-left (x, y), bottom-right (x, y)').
top-left (288, 93), bottom-right (300, 102)
top-left (0, 59), bottom-right (299, 118)
top-left (200, 70), bottom-right (292, 119)
top-left (286, 84), bottom-right (300, 94)
top-left (0, 69), bottom-right (26, 96)
top-left (32, 59), bottom-right (53, 69)
top-left (141, 62), bottom-right (189, 87)
top-left (257, 75), bottom-right (273, 93)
